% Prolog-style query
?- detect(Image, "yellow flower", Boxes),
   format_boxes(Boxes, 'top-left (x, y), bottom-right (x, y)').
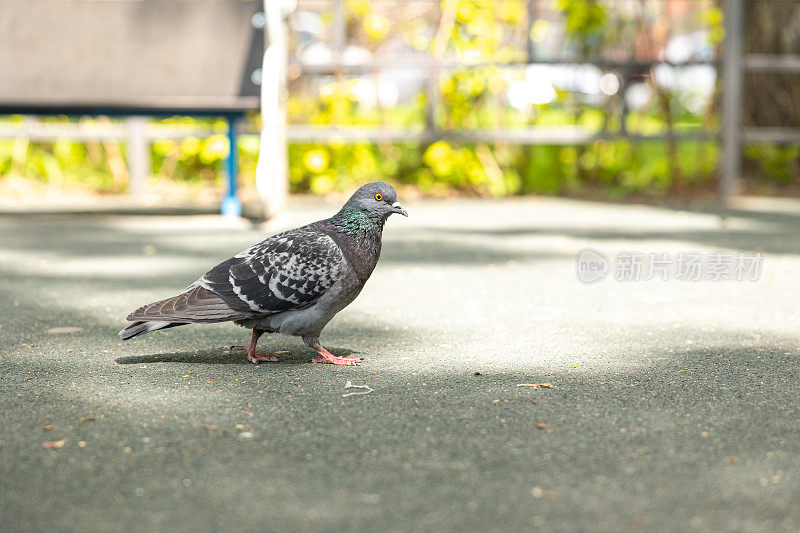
top-left (303, 150), bottom-right (330, 174)
top-left (364, 14), bottom-right (390, 41)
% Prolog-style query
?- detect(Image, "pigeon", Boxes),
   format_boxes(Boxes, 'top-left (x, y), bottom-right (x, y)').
top-left (119, 182), bottom-right (407, 365)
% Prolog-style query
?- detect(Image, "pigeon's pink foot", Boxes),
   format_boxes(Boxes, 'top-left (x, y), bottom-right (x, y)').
top-left (231, 345), bottom-right (279, 364)
top-left (311, 355), bottom-right (362, 365)
top-left (247, 353), bottom-right (280, 364)
top-left (310, 345), bottom-right (361, 365)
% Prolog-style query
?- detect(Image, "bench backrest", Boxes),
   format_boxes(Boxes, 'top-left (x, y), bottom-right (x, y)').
top-left (0, 0), bottom-right (263, 115)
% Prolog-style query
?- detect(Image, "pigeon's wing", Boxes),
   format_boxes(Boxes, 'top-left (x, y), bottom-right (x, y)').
top-left (125, 284), bottom-right (243, 323)
top-left (198, 225), bottom-right (347, 314)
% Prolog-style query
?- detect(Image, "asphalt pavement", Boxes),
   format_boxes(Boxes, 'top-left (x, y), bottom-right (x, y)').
top-left (1, 196), bottom-right (799, 532)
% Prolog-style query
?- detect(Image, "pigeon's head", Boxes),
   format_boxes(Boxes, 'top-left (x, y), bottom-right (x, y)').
top-left (346, 182), bottom-right (408, 219)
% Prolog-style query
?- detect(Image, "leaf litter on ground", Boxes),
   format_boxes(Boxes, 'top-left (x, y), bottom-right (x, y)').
top-left (197, 423), bottom-right (226, 433)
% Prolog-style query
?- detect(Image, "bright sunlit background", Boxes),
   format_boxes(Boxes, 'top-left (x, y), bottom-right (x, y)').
top-left (1, 0), bottom-right (798, 205)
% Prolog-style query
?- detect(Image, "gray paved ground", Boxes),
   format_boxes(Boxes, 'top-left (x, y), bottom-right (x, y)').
top-left (1, 196), bottom-right (800, 532)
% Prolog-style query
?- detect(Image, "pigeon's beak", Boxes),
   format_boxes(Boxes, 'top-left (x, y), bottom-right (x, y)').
top-left (391, 202), bottom-right (408, 217)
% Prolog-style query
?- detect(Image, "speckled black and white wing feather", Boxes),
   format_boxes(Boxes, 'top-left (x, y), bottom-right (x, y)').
top-left (196, 224), bottom-right (347, 315)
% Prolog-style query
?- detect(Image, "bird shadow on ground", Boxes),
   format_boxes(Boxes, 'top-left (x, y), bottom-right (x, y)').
top-left (115, 347), bottom-right (358, 365)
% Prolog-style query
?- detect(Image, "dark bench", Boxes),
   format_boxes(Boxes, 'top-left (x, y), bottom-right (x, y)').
top-left (0, 0), bottom-right (264, 215)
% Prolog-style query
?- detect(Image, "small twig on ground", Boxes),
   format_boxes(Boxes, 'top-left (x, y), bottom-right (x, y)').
top-left (342, 380), bottom-right (373, 398)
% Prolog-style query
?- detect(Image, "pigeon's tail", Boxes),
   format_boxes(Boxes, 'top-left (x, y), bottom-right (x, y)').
top-left (119, 321), bottom-right (185, 340)
top-left (120, 285), bottom-right (249, 340)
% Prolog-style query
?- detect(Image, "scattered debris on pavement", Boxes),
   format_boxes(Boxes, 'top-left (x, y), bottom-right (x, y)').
top-left (343, 380), bottom-right (373, 397)
top-left (531, 486), bottom-right (556, 499)
top-left (198, 423), bottom-right (226, 433)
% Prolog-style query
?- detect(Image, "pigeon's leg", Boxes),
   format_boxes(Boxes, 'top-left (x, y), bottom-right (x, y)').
top-left (303, 336), bottom-right (361, 366)
top-left (232, 329), bottom-right (279, 364)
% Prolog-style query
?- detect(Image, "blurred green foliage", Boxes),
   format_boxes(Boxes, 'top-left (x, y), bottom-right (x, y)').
top-left (0, 0), bottom-right (795, 198)
top-left (285, 0), bottom-right (728, 197)
top-left (559, 0), bottom-right (607, 55)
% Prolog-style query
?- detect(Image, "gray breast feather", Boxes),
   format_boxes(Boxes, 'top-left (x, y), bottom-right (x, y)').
top-left (198, 225), bottom-right (347, 315)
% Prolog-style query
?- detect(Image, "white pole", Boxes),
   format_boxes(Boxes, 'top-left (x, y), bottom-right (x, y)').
top-left (721, 0), bottom-right (743, 200)
top-left (256, 0), bottom-right (289, 219)
top-left (126, 116), bottom-right (148, 197)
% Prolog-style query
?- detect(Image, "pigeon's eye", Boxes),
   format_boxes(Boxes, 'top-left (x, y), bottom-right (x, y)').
top-left (374, 193), bottom-right (383, 201)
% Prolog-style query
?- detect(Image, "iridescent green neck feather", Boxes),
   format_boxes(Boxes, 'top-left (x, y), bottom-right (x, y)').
top-left (328, 206), bottom-right (385, 238)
